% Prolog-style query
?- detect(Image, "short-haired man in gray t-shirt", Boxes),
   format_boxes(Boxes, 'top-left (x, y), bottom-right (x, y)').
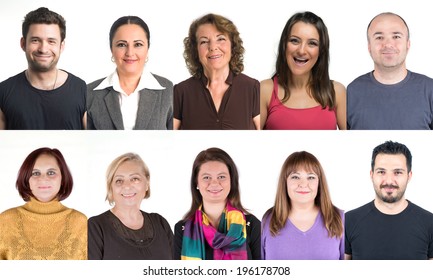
top-left (347, 12), bottom-right (433, 130)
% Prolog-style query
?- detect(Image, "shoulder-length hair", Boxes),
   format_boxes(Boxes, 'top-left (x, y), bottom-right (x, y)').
top-left (274, 11), bottom-right (336, 109)
top-left (105, 153), bottom-right (150, 206)
top-left (268, 151), bottom-right (343, 238)
top-left (183, 13), bottom-right (244, 78)
top-left (16, 147), bottom-right (73, 202)
top-left (183, 147), bottom-right (248, 220)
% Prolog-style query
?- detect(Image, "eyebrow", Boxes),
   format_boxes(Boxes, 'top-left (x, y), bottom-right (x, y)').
top-left (372, 31), bottom-right (404, 36)
top-left (374, 167), bottom-right (406, 172)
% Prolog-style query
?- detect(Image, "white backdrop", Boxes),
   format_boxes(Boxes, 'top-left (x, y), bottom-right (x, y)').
top-left (1, 0), bottom-right (433, 277)
top-left (0, 0), bottom-right (432, 87)
top-left (1, 131), bottom-right (432, 229)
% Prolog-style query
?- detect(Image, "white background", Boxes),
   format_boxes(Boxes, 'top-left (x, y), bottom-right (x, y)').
top-left (1, 0), bottom-right (433, 278)
top-left (1, 131), bottom-right (432, 229)
top-left (0, 0), bottom-right (433, 87)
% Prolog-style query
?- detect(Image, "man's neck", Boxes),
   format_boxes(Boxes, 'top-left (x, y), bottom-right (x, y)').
top-left (374, 197), bottom-right (408, 215)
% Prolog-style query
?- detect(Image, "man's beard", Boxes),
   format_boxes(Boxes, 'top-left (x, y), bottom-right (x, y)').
top-left (376, 184), bottom-right (405, 203)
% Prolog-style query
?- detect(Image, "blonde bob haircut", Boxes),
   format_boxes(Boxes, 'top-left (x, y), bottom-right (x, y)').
top-left (105, 153), bottom-right (150, 206)
top-left (268, 151), bottom-right (343, 238)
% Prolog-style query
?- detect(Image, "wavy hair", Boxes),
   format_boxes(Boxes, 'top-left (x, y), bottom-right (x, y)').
top-left (183, 13), bottom-right (244, 78)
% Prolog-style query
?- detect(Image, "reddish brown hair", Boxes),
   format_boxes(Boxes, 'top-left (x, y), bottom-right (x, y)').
top-left (16, 147), bottom-right (73, 201)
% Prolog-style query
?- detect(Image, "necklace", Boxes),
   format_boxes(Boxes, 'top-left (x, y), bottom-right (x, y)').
top-left (25, 69), bottom-right (58, 90)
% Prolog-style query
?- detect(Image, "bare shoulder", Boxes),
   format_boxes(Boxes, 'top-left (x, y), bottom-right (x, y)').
top-left (260, 79), bottom-right (274, 100)
top-left (332, 80), bottom-right (346, 96)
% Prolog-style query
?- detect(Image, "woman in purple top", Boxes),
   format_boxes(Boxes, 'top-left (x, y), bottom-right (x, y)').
top-left (261, 151), bottom-right (344, 259)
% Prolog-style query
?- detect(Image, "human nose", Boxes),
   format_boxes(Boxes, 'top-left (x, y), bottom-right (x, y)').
top-left (208, 40), bottom-right (217, 51)
top-left (383, 173), bottom-right (395, 184)
top-left (297, 43), bottom-right (307, 55)
top-left (125, 45), bottom-right (134, 56)
top-left (38, 41), bottom-right (48, 53)
top-left (298, 177), bottom-right (308, 188)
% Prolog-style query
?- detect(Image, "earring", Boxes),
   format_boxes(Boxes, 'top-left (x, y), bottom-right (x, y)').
top-left (196, 186), bottom-right (199, 190)
top-left (111, 57), bottom-right (115, 62)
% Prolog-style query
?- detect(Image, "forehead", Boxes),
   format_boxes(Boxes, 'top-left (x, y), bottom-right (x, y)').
top-left (290, 21), bottom-right (319, 39)
top-left (198, 160), bottom-right (229, 173)
top-left (196, 23), bottom-right (223, 37)
top-left (374, 153), bottom-right (407, 169)
top-left (113, 24), bottom-right (147, 39)
top-left (34, 154), bottom-right (59, 167)
top-left (115, 160), bottom-right (144, 174)
top-left (368, 14), bottom-right (408, 35)
top-left (27, 23), bottom-right (61, 38)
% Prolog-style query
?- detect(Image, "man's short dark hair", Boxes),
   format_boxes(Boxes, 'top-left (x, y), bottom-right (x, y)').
top-left (22, 7), bottom-right (66, 41)
top-left (371, 141), bottom-right (412, 172)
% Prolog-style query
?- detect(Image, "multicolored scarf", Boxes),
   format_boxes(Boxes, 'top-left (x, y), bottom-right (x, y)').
top-left (181, 202), bottom-right (247, 260)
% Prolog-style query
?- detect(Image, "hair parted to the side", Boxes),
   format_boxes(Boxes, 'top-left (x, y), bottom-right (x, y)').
top-left (274, 11), bottom-right (336, 109)
top-left (22, 7), bottom-right (66, 42)
top-left (183, 13), bottom-right (244, 78)
top-left (183, 147), bottom-right (248, 221)
top-left (268, 151), bottom-right (343, 238)
top-left (16, 147), bottom-right (73, 202)
top-left (371, 140), bottom-right (412, 172)
top-left (105, 152), bottom-right (150, 206)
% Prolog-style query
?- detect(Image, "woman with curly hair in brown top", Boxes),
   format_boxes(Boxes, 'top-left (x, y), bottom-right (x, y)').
top-left (173, 13), bottom-right (260, 130)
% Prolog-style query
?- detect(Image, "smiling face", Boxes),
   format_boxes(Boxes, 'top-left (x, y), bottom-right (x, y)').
top-left (28, 154), bottom-right (62, 202)
top-left (286, 168), bottom-right (319, 206)
top-left (196, 23), bottom-right (231, 74)
top-left (111, 24), bottom-right (149, 77)
top-left (197, 160), bottom-right (231, 205)
top-left (371, 153), bottom-right (411, 204)
top-left (367, 14), bottom-right (410, 71)
top-left (285, 21), bottom-right (320, 77)
top-left (21, 23), bottom-right (64, 72)
top-left (111, 160), bottom-right (149, 208)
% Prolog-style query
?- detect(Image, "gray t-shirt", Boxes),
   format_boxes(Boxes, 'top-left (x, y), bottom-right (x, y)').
top-left (347, 70), bottom-right (433, 130)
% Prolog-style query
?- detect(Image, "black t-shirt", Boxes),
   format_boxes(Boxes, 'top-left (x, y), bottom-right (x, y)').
top-left (345, 200), bottom-right (433, 260)
top-left (88, 210), bottom-right (173, 260)
top-left (174, 214), bottom-right (261, 260)
top-left (0, 71), bottom-right (86, 129)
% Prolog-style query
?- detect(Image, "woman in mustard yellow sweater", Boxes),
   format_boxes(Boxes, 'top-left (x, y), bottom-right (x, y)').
top-left (0, 147), bottom-right (87, 260)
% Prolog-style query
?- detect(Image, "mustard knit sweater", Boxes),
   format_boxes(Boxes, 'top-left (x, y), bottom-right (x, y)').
top-left (0, 198), bottom-right (87, 260)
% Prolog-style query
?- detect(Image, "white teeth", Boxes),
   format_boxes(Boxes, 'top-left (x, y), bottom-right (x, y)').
top-left (122, 193), bottom-right (135, 197)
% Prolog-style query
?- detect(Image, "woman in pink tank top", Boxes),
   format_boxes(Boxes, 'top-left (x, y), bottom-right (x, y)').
top-left (260, 12), bottom-right (346, 130)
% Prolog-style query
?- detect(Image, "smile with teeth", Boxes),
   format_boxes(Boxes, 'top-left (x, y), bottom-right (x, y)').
top-left (294, 57), bottom-right (309, 65)
top-left (208, 54), bottom-right (222, 59)
top-left (122, 193), bottom-right (136, 198)
top-left (208, 188), bottom-right (223, 194)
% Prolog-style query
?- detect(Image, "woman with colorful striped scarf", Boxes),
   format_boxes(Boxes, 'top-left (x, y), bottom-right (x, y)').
top-left (174, 147), bottom-right (261, 260)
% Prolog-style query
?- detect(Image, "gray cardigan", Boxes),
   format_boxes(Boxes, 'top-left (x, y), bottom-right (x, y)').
top-left (86, 73), bottom-right (173, 130)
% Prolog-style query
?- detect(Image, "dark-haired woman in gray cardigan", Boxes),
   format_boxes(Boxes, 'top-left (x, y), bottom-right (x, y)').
top-left (87, 15), bottom-right (173, 130)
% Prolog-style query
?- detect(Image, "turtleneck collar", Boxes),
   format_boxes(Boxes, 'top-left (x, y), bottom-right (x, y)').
top-left (22, 197), bottom-right (67, 215)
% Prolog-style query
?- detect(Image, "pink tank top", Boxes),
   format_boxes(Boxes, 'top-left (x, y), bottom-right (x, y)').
top-left (264, 77), bottom-right (337, 130)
